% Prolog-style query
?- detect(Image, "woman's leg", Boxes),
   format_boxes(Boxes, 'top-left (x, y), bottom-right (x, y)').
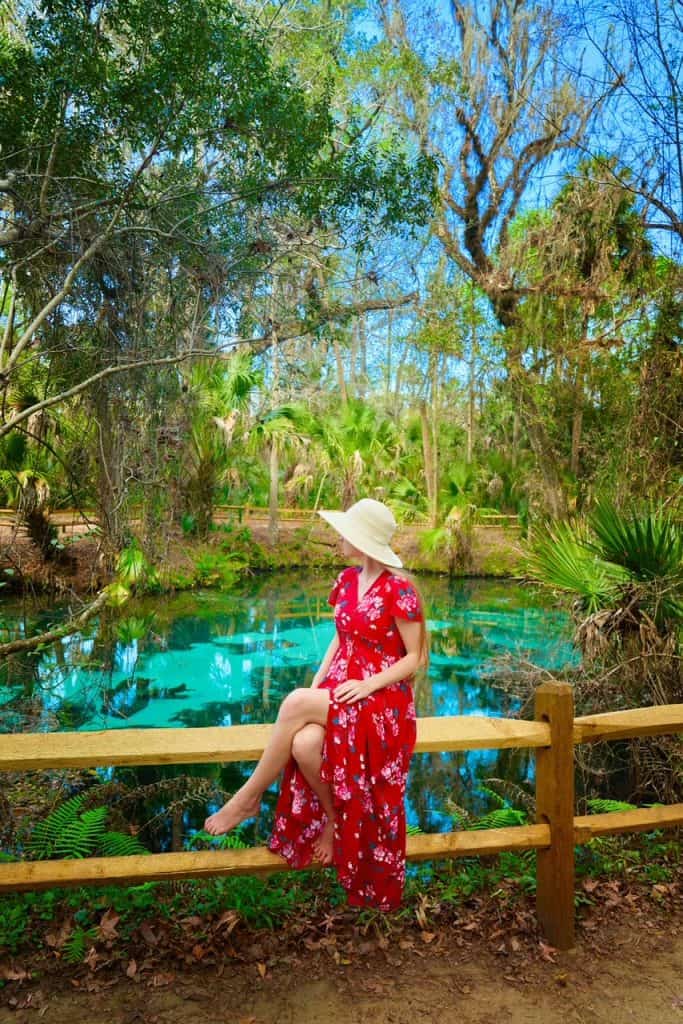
top-left (204, 688), bottom-right (330, 835)
top-left (291, 723), bottom-right (336, 865)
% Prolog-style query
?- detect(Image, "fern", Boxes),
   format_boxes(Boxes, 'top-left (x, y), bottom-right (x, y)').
top-left (54, 807), bottom-right (108, 859)
top-left (469, 807), bottom-right (527, 830)
top-left (99, 831), bottom-right (149, 857)
top-left (28, 794), bottom-right (87, 858)
top-left (586, 798), bottom-right (638, 813)
top-left (189, 828), bottom-right (249, 850)
top-left (63, 926), bottom-right (98, 964)
top-left (477, 785), bottom-right (507, 810)
top-left (28, 798), bottom-right (149, 860)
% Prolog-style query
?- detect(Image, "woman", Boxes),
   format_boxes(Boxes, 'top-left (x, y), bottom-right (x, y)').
top-left (204, 498), bottom-right (428, 911)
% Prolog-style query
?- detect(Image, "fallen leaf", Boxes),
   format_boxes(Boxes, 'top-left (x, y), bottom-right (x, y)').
top-left (98, 908), bottom-right (120, 941)
top-left (150, 972), bottom-right (175, 988)
top-left (0, 964), bottom-right (29, 982)
top-left (257, 962), bottom-right (267, 980)
top-left (420, 931), bottom-right (436, 944)
top-left (216, 911), bottom-right (240, 934)
top-left (126, 959), bottom-right (138, 978)
top-left (139, 922), bottom-right (159, 947)
top-left (181, 915), bottom-right (203, 928)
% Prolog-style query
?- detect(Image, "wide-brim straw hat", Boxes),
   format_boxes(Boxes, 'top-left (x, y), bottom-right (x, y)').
top-left (318, 498), bottom-right (403, 568)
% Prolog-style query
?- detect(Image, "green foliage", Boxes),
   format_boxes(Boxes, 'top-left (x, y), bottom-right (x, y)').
top-left (181, 514), bottom-right (198, 537)
top-left (27, 795), bottom-right (148, 861)
top-left (526, 519), bottom-right (628, 614)
top-left (63, 926), bottom-right (98, 964)
top-left (587, 504), bottom-right (683, 621)
top-left (586, 798), bottom-right (638, 813)
top-left (115, 614), bottom-right (155, 645)
top-left (116, 543), bottom-right (160, 594)
top-left (191, 551), bottom-right (245, 590)
top-left (188, 828), bottom-right (249, 850)
top-left (468, 807), bottom-right (527, 830)
top-left (527, 502), bottom-right (683, 628)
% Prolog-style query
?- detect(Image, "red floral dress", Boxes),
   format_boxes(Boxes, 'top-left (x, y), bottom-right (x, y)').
top-left (268, 566), bottom-right (422, 911)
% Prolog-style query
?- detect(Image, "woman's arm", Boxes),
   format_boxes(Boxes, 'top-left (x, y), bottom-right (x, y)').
top-left (311, 632), bottom-right (340, 688)
top-left (334, 619), bottom-right (422, 704)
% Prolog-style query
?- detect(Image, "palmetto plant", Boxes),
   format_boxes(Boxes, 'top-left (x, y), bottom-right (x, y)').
top-left (526, 502), bottom-right (682, 673)
top-left (181, 354), bottom-right (262, 534)
top-left (309, 399), bottom-right (401, 507)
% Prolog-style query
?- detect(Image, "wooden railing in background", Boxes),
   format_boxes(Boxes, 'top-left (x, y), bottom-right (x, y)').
top-left (0, 506), bottom-right (521, 536)
top-left (1, 685), bottom-right (681, 949)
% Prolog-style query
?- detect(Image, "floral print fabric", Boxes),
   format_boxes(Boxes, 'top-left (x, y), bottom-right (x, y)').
top-left (268, 567), bottom-right (422, 911)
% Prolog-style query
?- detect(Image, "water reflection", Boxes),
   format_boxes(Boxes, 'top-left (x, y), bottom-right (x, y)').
top-left (0, 573), bottom-right (579, 837)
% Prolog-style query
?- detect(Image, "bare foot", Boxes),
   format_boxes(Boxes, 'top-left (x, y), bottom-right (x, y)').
top-left (203, 792), bottom-right (260, 835)
top-left (312, 819), bottom-right (335, 865)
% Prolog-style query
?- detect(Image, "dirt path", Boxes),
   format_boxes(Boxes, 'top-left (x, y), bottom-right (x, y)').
top-left (2, 911), bottom-right (681, 1024)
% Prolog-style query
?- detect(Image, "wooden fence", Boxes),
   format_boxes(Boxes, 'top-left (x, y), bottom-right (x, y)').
top-left (0, 506), bottom-right (520, 536)
top-left (0, 684), bottom-right (681, 950)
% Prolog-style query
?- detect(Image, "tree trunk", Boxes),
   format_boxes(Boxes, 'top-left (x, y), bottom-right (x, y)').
top-left (268, 440), bottom-right (279, 545)
top-left (332, 336), bottom-right (348, 404)
top-left (467, 348), bottom-right (476, 465)
top-left (385, 307), bottom-right (393, 400)
top-left (268, 316), bottom-right (280, 544)
top-left (507, 349), bottom-right (568, 519)
top-left (359, 312), bottom-right (367, 397)
top-left (431, 354), bottom-right (440, 523)
top-left (512, 409), bottom-right (521, 468)
top-left (571, 347), bottom-right (587, 479)
top-left (349, 318), bottom-right (358, 396)
top-left (93, 386), bottom-right (127, 564)
top-left (420, 398), bottom-right (438, 527)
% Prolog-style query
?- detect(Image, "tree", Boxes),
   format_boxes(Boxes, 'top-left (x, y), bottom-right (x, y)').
top-left (572, 0), bottom-right (683, 251)
top-left (0, 0), bottom-right (434, 438)
top-left (0, 0), bottom-right (435, 558)
top-left (497, 159), bottom-right (653, 512)
top-left (367, 0), bottom-right (602, 515)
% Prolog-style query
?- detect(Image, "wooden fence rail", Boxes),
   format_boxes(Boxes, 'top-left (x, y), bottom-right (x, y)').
top-left (0, 506), bottom-right (520, 534)
top-left (1, 689), bottom-right (682, 950)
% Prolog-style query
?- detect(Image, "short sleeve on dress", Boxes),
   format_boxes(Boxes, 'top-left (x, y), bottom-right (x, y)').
top-left (388, 575), bottom-right (423, 622)
top-left (328, 569), bottom-right (347, 608)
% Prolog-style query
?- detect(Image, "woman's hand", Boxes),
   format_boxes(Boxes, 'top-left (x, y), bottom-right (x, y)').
top-left (333, 679), bottom-right (375, 704)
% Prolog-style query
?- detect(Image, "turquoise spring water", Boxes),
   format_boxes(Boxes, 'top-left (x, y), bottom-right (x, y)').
top-left (0, 572), bottom-right (580, 838)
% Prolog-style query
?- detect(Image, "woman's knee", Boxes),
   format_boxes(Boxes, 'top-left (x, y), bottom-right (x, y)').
top-left (279, 687), bottom-right (326, 723)
top-left (292, 724), bottom-right (324, 764)
top-left (279, 688), bottom-right (310, 720)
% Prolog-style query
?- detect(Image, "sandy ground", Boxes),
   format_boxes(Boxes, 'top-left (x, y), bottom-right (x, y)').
top-left (1, 911), bottom-right (681, 1024)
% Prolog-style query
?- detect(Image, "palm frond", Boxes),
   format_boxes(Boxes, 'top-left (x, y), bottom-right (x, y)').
top-left (526, 519), bottom-right (629, 613)
top-left (588, 503), bottom-right (683, 582)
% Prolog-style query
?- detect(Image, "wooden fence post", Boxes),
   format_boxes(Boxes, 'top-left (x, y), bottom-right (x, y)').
top-left (535, 681), bottom-right (575, 950)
